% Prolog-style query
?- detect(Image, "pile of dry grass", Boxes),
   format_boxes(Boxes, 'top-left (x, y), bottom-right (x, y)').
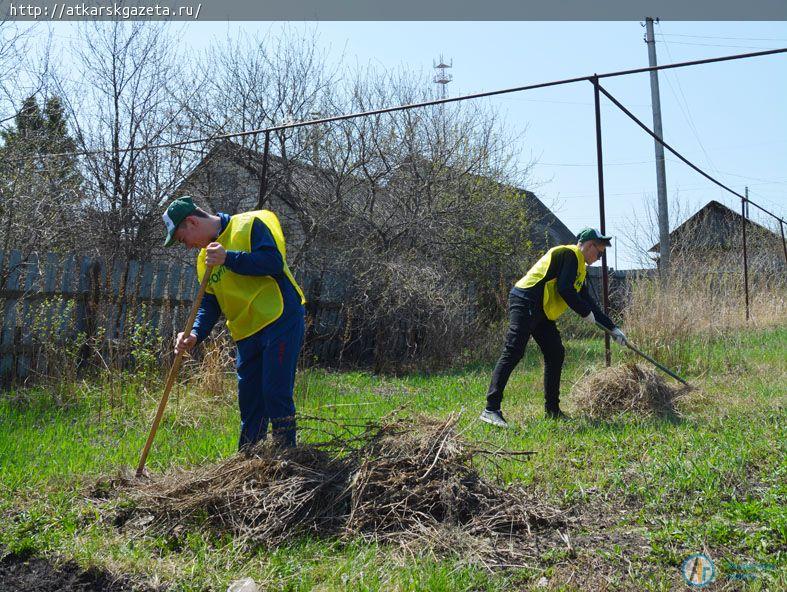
top-left (116, 414), bottom-right (566, 566)
top-left (572, 363), bottom-right (688, 419)
top-left (128, 444), bottom-right (350, 546)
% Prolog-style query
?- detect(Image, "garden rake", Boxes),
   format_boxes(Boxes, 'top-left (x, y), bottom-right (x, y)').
top-left (596, 322), bottom-right (691, 387)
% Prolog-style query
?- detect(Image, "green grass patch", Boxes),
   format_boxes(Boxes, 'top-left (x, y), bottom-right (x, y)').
top-left (1, 328), bottom-right (785, 590)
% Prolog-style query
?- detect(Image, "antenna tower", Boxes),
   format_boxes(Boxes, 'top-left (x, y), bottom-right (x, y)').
top-left (433, 55), bottom-right (453, 99)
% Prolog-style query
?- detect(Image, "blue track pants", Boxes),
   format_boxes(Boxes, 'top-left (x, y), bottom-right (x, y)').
top-left (235, 314), bottom-right (305, 449)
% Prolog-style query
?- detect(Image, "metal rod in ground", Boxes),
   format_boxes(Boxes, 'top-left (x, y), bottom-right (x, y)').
top-left (742, 192), bottom-right (750, 322)
top-left (592, 75), bottom-right (612, 367)
top-left (781, 220), bottom-right (787, 268)
top-left (595, 322), bottom-right (690, 386)
top-left (136, 266), bottom-right (213, 477)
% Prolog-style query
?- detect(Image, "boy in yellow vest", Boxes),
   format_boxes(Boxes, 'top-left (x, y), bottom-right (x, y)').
top-left (162, 196), bottom-right (306, 448)
top-left (480, 228), bottom-right (627, 427)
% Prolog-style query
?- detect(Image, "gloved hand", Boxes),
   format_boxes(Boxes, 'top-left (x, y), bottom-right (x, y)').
top-left (582, 311), bottom-right (596, 324)
top-left (610, 327), bottom-right (627, 346)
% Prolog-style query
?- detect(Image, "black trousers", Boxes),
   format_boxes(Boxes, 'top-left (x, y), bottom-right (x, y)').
top-left (486, 292), bottom-right (565, 413)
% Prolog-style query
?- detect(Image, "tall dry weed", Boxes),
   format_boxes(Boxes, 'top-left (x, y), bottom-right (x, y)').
top-left (187, 331), bottom-right (236, 400)
top-left (622, 260), bottom-right (785, 372)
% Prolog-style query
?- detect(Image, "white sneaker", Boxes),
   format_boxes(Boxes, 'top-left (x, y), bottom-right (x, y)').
top-left (479, 409), bottom-right (509, 428)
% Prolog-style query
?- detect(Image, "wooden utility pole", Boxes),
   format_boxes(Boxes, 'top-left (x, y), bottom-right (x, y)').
top-left (645, 17), bottom-right (670, 282)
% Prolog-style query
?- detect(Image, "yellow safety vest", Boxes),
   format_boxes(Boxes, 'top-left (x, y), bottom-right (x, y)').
top-left (514, 245), bottom-right (586, 320)
top-left (196, 210), bottom-right (306, 341)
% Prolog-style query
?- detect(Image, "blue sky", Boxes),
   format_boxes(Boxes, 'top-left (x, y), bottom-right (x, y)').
top-left (36, 21), bottom-right (787, 268)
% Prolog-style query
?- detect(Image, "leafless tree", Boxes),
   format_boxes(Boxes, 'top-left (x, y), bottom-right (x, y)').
top-left (55, 21), bottom-right (200, 261)
top-left (621, 190), bottom-right (697, 269)
top-left (0, 24), bottom-right (66, 289)
top-left (4, 23), bottom-right (539, 369)
top-left (188, 49), bottom-right (536, 367)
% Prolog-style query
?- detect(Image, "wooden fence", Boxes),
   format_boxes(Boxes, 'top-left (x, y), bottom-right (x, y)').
top-left (0, 249), bottom-right (365, 387)
top-left (0, 248), bottom-right (507, 387)
top-left (0, 249), bottom-right (203, 386)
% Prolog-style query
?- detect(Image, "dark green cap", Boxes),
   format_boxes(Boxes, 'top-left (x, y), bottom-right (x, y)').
top-left (577, 227), bottom-right (612, 245)
top-left (162, 196), bottom-right (197, 247)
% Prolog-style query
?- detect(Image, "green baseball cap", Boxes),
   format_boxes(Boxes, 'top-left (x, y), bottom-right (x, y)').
top-left (577, 227), bottom-right (612, 245)
top-left (162, 196), bottom-right (197, 247)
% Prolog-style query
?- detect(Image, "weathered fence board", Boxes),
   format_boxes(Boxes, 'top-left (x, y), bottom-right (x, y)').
top-left (1, 251), bottom-right (23, 379)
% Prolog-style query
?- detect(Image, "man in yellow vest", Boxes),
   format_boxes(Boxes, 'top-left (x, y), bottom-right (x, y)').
top-left (162, 196), bottom-right (306, 449)
top-left (480, 228), bottom-right (627, 427)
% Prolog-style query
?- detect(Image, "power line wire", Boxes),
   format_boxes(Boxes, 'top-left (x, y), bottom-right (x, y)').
top-left (656, 40), bottom-right (781, 50)
top-left (594, 81), bottom-right (785, 224)
top-left (537, 159), bottom-right (652, 167)
top-left (657, 23), bottom-right (721, 179)
top-left (657, 33), bottom-right (787, 42)
top-left (5, 46), bottom-right (785, 163)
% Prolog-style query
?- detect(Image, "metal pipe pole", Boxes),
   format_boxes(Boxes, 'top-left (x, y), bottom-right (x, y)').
top-left (592, 75), bottom-right (612, 367)
top-left (779, 220), bottom-right (787, 268)
top-left (21, 48), bottom-right (787, 163)
top-left (741, 194), bottom-right (750, 322)
top-left (257, 130), bottom-right (271, 210)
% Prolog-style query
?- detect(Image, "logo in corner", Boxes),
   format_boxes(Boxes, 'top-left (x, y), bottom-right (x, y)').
top-left (681, 553), bottom-right (715, 587)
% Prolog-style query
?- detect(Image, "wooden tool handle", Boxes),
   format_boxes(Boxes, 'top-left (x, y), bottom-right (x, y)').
top-left (136, 267), bottom-right (213, 477)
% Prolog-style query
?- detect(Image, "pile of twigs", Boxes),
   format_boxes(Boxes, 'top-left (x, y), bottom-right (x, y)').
top-left (572, 363), bottom-right (687, 419)
top-left (122, 414), bottom-right (566, 565)
top-left (345, 416), bottom-right (558, 543)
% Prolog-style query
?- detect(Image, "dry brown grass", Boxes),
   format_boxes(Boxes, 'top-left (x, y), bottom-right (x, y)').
top-left (622, 265), bottom-right (785, 371)
top-left (185, 331), bottom-right (236, 399)
top-left (571, 363), bottom-right (689, 419)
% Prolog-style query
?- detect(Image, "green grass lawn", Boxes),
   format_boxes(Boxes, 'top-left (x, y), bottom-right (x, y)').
top-left (1, 327), bottom-right (785, 591)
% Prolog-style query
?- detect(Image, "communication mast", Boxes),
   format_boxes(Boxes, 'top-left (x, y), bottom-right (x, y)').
top-left (433, 55), bottom-right (453, 99)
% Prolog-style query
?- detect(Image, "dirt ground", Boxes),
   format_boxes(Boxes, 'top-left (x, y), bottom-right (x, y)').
top-left (0, 550), bottom-right (153, 592)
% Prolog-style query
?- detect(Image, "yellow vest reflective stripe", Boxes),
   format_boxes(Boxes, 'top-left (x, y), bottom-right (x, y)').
top-left (514, 245), bottom-right (586, 321)
top-left (196, 210), bottom-right (306, 341)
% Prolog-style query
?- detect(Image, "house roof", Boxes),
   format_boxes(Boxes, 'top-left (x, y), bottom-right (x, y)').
top-left (175, 139), bottom-right (576, 245)
top-left (649, 199), bottom-right (780, 253)
top-left (510, 187), bottom-right (576, 245)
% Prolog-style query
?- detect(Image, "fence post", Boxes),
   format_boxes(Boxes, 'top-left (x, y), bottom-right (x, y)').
top-left (166, 262), bottom-right (182, 336)
top-left (136, 261), bottom-right (155, 327)
top-left (741, 196), bottom-right (750, 322)
top-left (17, 253), bottom-right (40, 381)
top-left (76, 258), bottom-right (102, 369)
top-left (150, 262), bottom-right (169, 337)
top-left (592, 75), bottom-right (612, 366)
top-left (0, 251), bottom-right (23, 381)
top-left (59, 253), bottom-right (78, 345)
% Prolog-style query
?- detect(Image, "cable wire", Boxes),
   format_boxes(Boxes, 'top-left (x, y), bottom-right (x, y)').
top-left (4, 46), bottom-right (785, 163)
top-left (594, 81), bottom-right (785, 224)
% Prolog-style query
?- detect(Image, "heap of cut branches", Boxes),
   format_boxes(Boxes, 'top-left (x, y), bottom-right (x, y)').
top-left (572, 363), bottom-right (687, 419)
top-left (346, 417), bottom-right (558, 542)
top-left (120, 414), bottom-right (566, 565)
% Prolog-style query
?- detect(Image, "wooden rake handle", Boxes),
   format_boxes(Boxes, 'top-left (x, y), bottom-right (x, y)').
top-left (136, 266), bottom-right (213, 477)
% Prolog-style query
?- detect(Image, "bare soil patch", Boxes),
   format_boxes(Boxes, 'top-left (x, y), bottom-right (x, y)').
top-left (0, 549), bottom-right (155, 592)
